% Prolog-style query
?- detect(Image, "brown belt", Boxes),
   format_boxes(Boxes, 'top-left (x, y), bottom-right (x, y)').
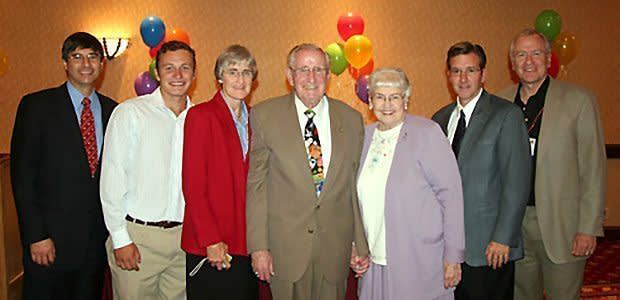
top-left (125, 215), bottom-right (182, 229)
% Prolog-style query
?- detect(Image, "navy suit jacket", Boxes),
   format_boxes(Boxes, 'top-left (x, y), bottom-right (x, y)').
top-left (11, 82), bottom-right (117, 270)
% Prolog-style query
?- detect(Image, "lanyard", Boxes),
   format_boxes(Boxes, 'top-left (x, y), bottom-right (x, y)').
top-left (528, 108), bottom-right (544, 134)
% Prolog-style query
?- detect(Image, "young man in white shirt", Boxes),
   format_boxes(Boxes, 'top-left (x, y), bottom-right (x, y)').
top-left (100, 41), bottom-right (196, 300)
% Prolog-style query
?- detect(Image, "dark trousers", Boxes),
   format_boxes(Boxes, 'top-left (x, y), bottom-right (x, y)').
top-left (22, 263), bottom-right (104, 300)
top-left (454, 261), bottom-right (515, 300)
top-left (186, 252), bottom-right (258, 300)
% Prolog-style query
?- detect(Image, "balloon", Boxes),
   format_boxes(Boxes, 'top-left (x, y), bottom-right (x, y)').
top-left (325, 43), bottom-right (348, 75)
top-left (148, 58), bottom-right (158, 81)
top-left (535, 10), bottom-right (562, 42)
top-left (134, 71), bottom-right (158, 96)
top-left (149, 40), bottom-right (164, 58)
top-left (0, 49), bottom-right (7, 77)
top-left (344, 35), bottom-right (373, 68)
top-left (349, 58), bottom-right (374, 80)
top-left (548, 52), bottom-right (560, 78)
top-left (337, 12), bottom-right (365, 41)
top-left (140, 16), bottom-right (166, 48)
top-left (355, 75), bottom-right (369, 104)
top-left (552, 32), bottom-right (578, 66)
top-left (164, 28), bottom-right (190, 45)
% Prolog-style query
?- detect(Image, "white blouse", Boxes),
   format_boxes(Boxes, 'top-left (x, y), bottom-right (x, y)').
top-left (357, 122), bottom-right (403, 265)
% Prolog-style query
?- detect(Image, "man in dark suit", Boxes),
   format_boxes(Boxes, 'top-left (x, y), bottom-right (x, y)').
top-left (10, 32), bottom-right (117, 300)
top-left (432, 42), bottom-right (531, 300)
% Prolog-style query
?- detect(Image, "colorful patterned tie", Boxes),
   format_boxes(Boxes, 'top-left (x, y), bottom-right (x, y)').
top-left (304, 109), bottom-right (324, 195)
top-left (80, 98), bottom-right (98, 177)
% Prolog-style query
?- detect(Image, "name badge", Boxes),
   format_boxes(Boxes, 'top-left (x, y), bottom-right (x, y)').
top-left (529, 138), bottom-right (537, 156)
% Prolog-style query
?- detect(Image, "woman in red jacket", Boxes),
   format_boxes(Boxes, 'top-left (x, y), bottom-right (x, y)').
top-left (181, 45), bottom-right (257, 299)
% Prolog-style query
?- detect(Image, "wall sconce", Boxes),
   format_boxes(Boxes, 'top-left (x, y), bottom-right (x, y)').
top-left (99, 37), bottom-right (130, 60)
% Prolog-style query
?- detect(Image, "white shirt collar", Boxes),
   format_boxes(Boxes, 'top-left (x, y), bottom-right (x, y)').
top-left (294, 94), bottom-right (328, 119)
top-left (150, 87), bottom-right (193, 114)
top-left (455, 88), bottom-right (483, 126)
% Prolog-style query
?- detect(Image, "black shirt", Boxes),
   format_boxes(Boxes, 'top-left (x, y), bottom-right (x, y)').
top-left (514, 76), bottom-right (550, 206)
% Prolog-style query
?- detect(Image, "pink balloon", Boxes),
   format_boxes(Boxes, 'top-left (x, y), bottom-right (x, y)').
top-left (337, 12), bottom-right (365, 41)
top-left (349, 58), bottom-right (374, 80)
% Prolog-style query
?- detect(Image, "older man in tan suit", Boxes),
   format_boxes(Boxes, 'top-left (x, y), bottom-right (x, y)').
top-left (246, 43), bottom-right (369, 300)
top-left (498, 29), bottom-right (607, 300)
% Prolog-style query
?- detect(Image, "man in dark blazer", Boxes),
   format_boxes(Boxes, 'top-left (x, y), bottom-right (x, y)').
top-left (10, 32), bottom-right (117, 300)
top-left (432, 42), bottom-right (531, 300)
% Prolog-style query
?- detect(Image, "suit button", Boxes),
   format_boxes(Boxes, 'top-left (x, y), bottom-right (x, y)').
top-left (308, 228), bottom-right (314, 234)
top-left (315, 204), bottom-right (320, 210)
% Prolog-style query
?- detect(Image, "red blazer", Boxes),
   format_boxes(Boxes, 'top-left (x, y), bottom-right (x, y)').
top-left (181, 91), bottom-right (250, 256)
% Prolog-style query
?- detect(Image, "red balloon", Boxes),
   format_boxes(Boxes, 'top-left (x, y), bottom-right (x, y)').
top-left (164, 28), bottom-right (190, 45)
top-left (149, 40), bottom-right (164, 58)
top-left (348, 58), bottom-right (374, 80)
top-left (549, 51), bottom-right (560, 78)
top-left (337, 12), bottom-right (365, 41)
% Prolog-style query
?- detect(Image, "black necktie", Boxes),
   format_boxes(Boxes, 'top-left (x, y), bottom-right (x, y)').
top-left (452, 109), bottom-right (466, 156)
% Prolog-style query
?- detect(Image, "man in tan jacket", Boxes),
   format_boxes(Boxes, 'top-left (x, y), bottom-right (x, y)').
top-left (498, 29), bottom-right (607, 300)
top-left (246, 43), bottom-right (368, 299)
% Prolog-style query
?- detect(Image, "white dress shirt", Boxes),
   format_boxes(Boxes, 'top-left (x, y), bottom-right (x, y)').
top-left (447, 88), bottom-right (483, 143)
top-left (100, 88), bottom-right (191, 249)
top-left (357, 123), bottom-right (402, 265)
top-left (294, 95), bottom-right (332, 178)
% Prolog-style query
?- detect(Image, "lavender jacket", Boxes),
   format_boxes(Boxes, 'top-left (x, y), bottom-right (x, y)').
top-left (358, 115), bottom-right (465, 299)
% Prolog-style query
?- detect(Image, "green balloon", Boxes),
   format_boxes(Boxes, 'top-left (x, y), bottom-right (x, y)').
top-left (325, 42), bottom-right (348, 75)
top-left (148, 58), bottom-right (158, 81)
top-left (535, 9), bottom-right (562, 42)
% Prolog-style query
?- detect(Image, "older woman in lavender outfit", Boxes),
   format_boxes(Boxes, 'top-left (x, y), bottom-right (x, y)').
top-left (353, 68), bottom-right (465, 299)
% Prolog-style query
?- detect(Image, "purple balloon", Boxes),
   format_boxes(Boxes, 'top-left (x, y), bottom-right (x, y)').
top-left (356, 75), bottom-right (369, 104)
top-left (134, 71), bottom-right (158, 96)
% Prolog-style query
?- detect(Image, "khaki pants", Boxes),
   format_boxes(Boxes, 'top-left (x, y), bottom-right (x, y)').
top-left (270, 234), bottom-right (345, 300)
top-left (515, 207), bottom-right (586, 300)
top-left (106, 221), bottom-right (186, 300)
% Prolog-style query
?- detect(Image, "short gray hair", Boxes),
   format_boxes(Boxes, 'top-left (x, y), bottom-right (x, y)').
top-left (368, 67), bottom-right (411, 98)
top-left (214, 44), bottom-right (258, 81)
top-left (509, 28), bottom-right (552, 61)
top-left (286, 43), bottom-right (330, 69)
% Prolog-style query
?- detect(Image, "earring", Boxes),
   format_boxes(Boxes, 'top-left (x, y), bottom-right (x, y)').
top-left (218, 79), bottom-right (223, 83)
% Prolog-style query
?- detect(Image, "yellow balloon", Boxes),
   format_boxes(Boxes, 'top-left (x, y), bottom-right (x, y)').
top-left (0, 49), bottom-right (7, 77)
top-left (552, 32), bottom-right (578, 66)
top-left (344, 35), bottom-right (372, 68)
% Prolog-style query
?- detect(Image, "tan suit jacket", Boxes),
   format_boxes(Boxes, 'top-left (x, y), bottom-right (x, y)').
top-left (246, 93), bottom-right (369, 283)
top-left (498, 78), bottom-right (607, 264)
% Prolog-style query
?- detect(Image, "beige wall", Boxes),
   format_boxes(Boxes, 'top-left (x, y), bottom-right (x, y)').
top-left (0, 0), bottom-right (619, 222)
top-left (605, 159), bottom-right (620, 227)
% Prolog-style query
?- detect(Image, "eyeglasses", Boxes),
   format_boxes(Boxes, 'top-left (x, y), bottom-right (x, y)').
top-left (513, 50), bottom-right (548, 61)
top-left (290, 66), bottom-right (328, 76)
top-left (68, 52), bottom-right (101, 62)
top-left (449, 67), bottom-right (481, 77)
top-left (371, 93), bottom-right (405, 103)
top-left (223, 69), bottom-right (253, 79)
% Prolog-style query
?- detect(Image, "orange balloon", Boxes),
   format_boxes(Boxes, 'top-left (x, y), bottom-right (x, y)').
top-left (0, 49), bottom-right (7, 77)
top-left (164, 28), bottom-right (191, 45)
top-left (552, 32), bottom-right (578, 66)
top-left (344, 35), bottom-right (372, 68)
